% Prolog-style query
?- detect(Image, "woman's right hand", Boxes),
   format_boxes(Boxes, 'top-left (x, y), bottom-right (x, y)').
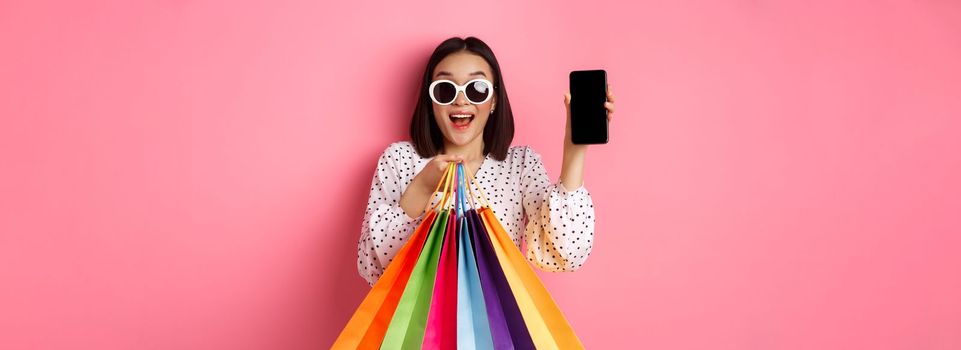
top-left (399, 153), bottom-right (465, 218)
top-left (414, 154), bottom-right (465, 192)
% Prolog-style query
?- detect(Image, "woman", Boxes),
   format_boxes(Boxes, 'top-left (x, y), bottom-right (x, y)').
top-left (358, 36), bottom-right (615, 286)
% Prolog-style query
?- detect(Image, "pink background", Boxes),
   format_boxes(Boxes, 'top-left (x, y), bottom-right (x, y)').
top-left (2, 0), bottom-right (960, 349)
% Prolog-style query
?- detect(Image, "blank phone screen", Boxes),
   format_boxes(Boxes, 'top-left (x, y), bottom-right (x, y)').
top-left (569, 70), bottom-right (608, 144)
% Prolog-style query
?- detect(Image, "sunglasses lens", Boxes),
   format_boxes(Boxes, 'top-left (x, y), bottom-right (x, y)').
top-left (431, 81), bottom-right (456, 104)
top-left (466, 80), bottom-right (492, 103)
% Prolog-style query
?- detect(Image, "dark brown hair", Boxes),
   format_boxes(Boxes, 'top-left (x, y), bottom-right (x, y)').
top-left (409, 36), bottom-right (514, 161)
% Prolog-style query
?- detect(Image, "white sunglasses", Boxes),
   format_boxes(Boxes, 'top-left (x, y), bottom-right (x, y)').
top-left (428, 78), bottom-right (495, 105)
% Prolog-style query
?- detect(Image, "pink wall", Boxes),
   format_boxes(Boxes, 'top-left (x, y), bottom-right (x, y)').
top-left (2, 0), bottom-right (960, 349)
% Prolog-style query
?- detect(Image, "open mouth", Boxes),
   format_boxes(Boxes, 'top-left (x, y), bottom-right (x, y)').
top-left (449, 113), bottom-right (474, 129)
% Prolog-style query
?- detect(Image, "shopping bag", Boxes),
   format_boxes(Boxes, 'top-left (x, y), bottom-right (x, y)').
top-left (333, 162), bottom-right (585, 350)
top-left (380, 165), bottom-right (459, 349)
top-left (331, 208), bottom-right (437, 349)
top-left (454, 166), bottom-right (494, 350)
top-left (466, 167), bottom-right (584, 350)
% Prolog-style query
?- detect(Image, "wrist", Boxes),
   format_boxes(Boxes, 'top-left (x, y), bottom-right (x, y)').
top-left (563, 144), bottom-right (587, 161)
top-left (412, 173), bottom-right (435, 194)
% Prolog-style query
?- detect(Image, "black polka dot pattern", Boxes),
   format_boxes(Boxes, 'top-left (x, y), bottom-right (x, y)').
top-left (357, 141), bottom-right (596, 286)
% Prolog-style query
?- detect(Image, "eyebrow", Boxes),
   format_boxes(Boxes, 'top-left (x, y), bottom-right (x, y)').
top-left (434, 71), bottom-right (487, 78)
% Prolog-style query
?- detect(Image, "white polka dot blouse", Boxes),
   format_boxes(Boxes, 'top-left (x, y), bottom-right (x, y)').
top-left (357, 141), bottom-right (595, 286)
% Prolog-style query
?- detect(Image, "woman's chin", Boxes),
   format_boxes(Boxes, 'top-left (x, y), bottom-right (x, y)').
top-left (446, 132), bottom-right (476, 146)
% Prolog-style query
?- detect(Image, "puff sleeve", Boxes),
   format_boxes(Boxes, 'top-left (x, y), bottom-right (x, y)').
top-left (357, 144), bottom-right (426, 286)
top-left (519, 146), bottom-right (596, 272)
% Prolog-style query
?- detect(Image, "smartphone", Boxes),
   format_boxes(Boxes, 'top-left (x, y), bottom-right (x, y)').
top-left (569, 69), bottom-right (609, 144)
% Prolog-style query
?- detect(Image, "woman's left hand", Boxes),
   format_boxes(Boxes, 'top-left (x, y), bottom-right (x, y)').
top-left (557, 85), bottom-right (614, 190)
top-left (563, 85), bottom-right (615, 152)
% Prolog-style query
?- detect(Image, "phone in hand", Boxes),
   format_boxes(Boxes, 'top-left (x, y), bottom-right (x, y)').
top-left (569, 69), bottom-right (609, 144)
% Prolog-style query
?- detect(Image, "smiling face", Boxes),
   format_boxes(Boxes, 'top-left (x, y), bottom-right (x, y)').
top-left (431, 51), bottom-right (496, 149)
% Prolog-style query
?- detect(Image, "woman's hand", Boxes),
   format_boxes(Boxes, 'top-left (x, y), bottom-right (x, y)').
top-left (399, 154), bottom-right (464, 218)
top-left (559, 85), bottom-right (615, 191)
top-left (563, 85), bottom-right (616, 152)
top-left (416, 154), bottom-right (465, 192)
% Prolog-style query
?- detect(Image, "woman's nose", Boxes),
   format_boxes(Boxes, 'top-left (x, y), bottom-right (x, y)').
top-left (453, 91), bottom-right (470, 106)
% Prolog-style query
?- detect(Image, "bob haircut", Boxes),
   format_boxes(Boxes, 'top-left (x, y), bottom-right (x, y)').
top-left (409, 36), bottom-right (514, 161)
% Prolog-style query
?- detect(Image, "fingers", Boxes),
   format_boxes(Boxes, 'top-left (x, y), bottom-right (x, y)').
top-left (436, 154), bottom-right (464, 161)
top-left (605, 101), bottom-right (615, 123)
top-left (604, 101), bottom-right (615, 114)
top-left (434, 154), bottom-right (465, 169)
top-left (564, 92), bottom-right (571, 105)
top-left (605, 85), bottom-right (615, 122)
top-left (448, 154), bottom-right (465, 163)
